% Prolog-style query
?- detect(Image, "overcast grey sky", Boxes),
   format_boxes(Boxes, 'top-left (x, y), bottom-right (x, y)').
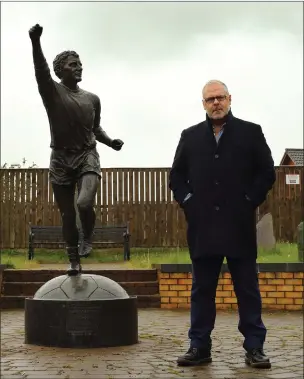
top-left (1, 2), bottom-right (303, 168)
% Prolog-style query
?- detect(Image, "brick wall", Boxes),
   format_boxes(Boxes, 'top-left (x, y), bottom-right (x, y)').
top-left (157, 264), bottom-right (304, 311)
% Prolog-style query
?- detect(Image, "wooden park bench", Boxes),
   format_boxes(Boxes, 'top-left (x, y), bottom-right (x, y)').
top-left (28, 223), bottom-right (131, 261)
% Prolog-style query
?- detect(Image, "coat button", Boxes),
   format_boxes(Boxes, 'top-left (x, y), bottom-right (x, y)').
top-left (215, 206), bottom-right (220, 211)
top-left (215, 154), bottom-right (219, 159)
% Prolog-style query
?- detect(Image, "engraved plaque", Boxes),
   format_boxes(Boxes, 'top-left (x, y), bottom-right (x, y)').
top-left (25, 296), bottom-right (138, 347)
top-left (66, 303), bottom-right (101, 335)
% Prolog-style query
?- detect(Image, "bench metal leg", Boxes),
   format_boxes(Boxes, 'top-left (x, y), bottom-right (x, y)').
top-left (28, 234), bottom-right (34, 260)
top-left (123, 235), bottom-right (131, 261)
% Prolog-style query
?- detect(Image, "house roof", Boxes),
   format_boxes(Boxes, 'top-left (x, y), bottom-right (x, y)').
top-left (280, 148), bottom-right (304, 166)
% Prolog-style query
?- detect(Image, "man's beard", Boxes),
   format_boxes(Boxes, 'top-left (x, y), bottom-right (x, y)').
top-left (210, 107), bottom-right (230, 120)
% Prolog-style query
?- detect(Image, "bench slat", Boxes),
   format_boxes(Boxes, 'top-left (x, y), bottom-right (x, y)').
top-left (30, 227), bottom-right (129, 242)
top-left (29, 225), bottom-right (130, 244)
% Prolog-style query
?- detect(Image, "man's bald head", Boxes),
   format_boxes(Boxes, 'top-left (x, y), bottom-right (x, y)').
top-left (202, 80), bottom-right (229, 98)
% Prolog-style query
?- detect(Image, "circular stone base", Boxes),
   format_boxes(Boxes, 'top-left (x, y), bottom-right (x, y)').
top-left (24, 274), bottom-right (138, 348)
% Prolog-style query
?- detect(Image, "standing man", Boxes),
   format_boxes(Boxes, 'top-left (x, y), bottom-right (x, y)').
top-left (29, 24), bottom-right (124, 276)
top-left (169, 80), bottom-right (276, 368)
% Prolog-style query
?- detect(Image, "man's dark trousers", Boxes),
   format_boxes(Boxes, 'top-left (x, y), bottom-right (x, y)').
top-left (189, 256), bottom-right (266, 352)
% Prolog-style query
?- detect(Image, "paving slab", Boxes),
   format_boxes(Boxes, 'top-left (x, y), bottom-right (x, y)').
top-left (1, 309), bottom-right (302, 379)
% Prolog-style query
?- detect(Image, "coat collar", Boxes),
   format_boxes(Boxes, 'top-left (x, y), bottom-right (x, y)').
top-left (206, 109), bottom-right (234, 130)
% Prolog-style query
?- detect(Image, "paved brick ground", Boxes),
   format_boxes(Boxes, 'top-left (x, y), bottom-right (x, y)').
top-left (1, 309), bottom-right (302, 379)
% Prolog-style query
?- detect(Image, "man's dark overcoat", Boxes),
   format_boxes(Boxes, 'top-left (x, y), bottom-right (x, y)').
top-left (169, 111), bottom-right (276, 259)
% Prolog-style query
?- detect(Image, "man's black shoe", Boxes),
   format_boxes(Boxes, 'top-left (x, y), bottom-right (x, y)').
top-left (245, 348), bottom-right (271, 369)
top-left (177, 347), bottom-right (212, 366)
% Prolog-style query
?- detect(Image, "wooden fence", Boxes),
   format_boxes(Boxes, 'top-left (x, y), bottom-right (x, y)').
top-left (0, 166), bottom-right (303, 249)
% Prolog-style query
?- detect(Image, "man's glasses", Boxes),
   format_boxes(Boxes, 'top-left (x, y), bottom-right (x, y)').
top-left (203, 95), bottom-right (227, 104)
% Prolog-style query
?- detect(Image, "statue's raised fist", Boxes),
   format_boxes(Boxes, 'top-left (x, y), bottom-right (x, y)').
top-left (29, 24), bottom-right (43, 40)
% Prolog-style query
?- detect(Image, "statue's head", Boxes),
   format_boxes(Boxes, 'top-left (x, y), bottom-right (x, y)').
top-left (53, 51), bottom-right (82, 83)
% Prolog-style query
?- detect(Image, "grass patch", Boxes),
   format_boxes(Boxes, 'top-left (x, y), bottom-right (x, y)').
top-left (0, 242), bottom-right (300, 269)
top-left (125, 242), bottom-right (299, 268)
top-left (0, 253), bottom-right (41, 269)
top-left (0, 248), bottom-right (126, 269)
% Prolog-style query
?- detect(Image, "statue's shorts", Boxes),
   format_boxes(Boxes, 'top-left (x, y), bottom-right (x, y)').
top-left (49, 146), bottom-right (101, 186)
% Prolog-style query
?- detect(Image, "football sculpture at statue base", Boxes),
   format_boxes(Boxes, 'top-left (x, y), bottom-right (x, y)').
top-left (24, 274), bottom-right (138, 348)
